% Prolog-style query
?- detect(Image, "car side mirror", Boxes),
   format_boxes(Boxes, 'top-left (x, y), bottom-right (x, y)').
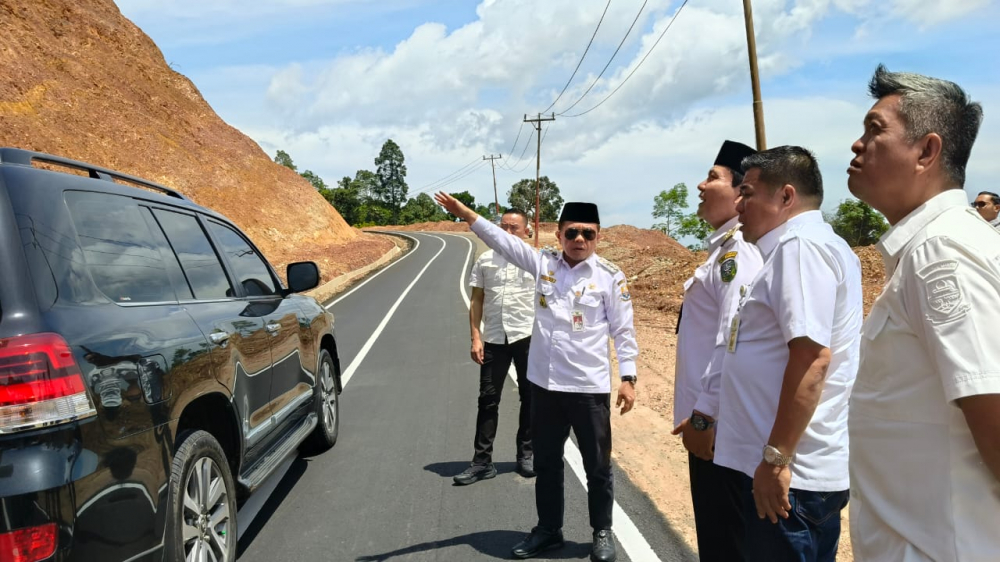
top-left (286, 262), bottom-right (320, 294)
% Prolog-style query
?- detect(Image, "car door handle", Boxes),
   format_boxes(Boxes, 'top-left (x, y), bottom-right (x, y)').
top-left (265, 322), bottom-right (281, 335)
top-left (209, 331), bottom-right (230, 345)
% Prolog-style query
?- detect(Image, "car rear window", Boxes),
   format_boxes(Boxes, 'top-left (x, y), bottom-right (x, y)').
top-left (65, 191), bottom-right (177, 303)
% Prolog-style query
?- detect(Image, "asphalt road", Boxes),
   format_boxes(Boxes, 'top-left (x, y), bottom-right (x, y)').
top-left (235, 232), bottom-right (696, 562)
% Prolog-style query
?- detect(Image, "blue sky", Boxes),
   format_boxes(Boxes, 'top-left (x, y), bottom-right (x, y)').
top-left (115, 0), bottom-right (1000, 230)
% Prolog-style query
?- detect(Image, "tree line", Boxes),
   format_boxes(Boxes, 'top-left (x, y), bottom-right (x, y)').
top-left (276, 141), bottom-right (566, 227)
top-left (652, 183), bottom-right (889, 250)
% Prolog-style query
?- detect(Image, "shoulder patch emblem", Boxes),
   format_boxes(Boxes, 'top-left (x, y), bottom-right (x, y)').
top-left (717, 251), bottom-right (738, 264)
top-left (917, 260), bottom-right (969, 324)
top-left (597, 256), bottom-right (620, 274)
top-left (619, 285), bottom-right (631, 302)
top-left (720, 256), bottom-right (738, 283)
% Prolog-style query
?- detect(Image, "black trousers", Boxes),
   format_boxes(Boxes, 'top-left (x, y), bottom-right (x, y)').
top-left (472, 336), bottom-right (532, 465)
top-left (688, 453), bottom-right (746, 562)
top-left (531, 383), bottom-right (613, 531)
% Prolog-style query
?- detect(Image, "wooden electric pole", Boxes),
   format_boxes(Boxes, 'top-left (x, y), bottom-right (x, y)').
top-left (523, 113), bottom-right (555, 247)
top-left (483, 154), bottom-right (501, 217)
top-left (742, 0), bottom-right (767, 150)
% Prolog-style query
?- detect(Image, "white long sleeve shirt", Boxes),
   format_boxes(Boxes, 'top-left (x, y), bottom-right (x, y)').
top-left (470, 218), bottom-right (639, 393)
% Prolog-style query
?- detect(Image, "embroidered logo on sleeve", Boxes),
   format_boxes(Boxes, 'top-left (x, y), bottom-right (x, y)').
top-left (916, 260), bottom-right (969, 324)
top-left (620, 285), bottom-right (631, 302)
top-left (720, 256), bottom-right (738, 283)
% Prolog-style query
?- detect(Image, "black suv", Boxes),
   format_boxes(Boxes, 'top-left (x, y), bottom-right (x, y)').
top-left (0, 148), bottom-right (343, 562)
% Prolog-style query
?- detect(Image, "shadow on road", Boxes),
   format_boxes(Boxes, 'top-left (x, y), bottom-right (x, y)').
top-left (236, 457), bottom-right (309, 557)
top-left (424, 461), bottom-right (519, 480)
top-left (355, 530), bottom-right (591, 561)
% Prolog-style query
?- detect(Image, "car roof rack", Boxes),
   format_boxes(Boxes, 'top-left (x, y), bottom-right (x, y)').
top-left (0, 147), bottom-right (188, 201)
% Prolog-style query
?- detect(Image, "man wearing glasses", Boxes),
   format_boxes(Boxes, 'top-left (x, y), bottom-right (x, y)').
top-left (434, 192), bottom-right (638, 562)
top-left (972, 191), bottom-right (1000, 228)
top-left (453, 209), bottom-right (536, 486)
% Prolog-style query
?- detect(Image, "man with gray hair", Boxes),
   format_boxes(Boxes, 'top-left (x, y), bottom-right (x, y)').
top-left (848, 65), bottom-right (999, 561)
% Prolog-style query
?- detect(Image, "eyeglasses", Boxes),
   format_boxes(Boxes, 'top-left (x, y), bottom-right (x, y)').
top-left (564, 227), bottom-right (597, 241)
top-left (972, 201), bottom-right (989, 209)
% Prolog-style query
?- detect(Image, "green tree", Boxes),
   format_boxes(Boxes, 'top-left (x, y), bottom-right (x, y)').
top-left (652, 183), bottom-right (689, 237)
top-left (300, 170), bottom-right (327, 191)
top-left (508, 177), bottom-right (563, 222)
top-left (446, 191), bottom-right (477, 220)
top-left (274, 149), bottom-right (297, 172)
top-left (400, 193), bottom-right (448, 224)
top-left (828, 199), bottom-right (889, 247)
top-left (677, 215), bottom-right (713, 250)
top-left (373, 139), bottom-right (408, 225)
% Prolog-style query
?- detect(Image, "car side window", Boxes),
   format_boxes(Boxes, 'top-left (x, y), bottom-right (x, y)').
top-left (152, 209), bottom-right (234, 300)
top-left (206, 221), bottom-right (278, 297)
top-left (65, 191), bottom-right (177, 304)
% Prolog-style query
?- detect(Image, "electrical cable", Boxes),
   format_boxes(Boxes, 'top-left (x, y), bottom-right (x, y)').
top-left (538, 0), bottom-right (614, 115)
top-left (563, 0), bottom-right (690, 118)
top-left (411, 156), bottom-right (482, 193)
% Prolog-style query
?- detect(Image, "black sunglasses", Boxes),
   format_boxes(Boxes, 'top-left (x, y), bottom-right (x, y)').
top-left (564, 227), bottom-right (597, 241)
top-left (973, 201), bottom-right (989, 208)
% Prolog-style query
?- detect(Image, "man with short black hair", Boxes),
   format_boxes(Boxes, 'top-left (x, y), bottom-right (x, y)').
top-left (848, 65), bottom-right (999, 561)
top-left (670, 140), bottom-right (762, 561)
top-left (972, 191), bottom-right (1000, 227)
top-left (434, 192), bottom-right (638, 562)
top-left (453, 209), bottom-right (536, 486)
top-left (715, 145), bottom-right (862, 561)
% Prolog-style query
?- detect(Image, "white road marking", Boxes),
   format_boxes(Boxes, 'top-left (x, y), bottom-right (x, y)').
top-left (325, 232), bottom-right (420, 310)
top-left (451, 232), bottom-right (662, 562)
top-left (339, 234), bottom-right (447, 386)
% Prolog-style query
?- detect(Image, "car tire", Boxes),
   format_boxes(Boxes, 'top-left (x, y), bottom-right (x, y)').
top-left (163, 430), bottom-right (237, 562)
top-left (301, 349), bottom-right (339, 454)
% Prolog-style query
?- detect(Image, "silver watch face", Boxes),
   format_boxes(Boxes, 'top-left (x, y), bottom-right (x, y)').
top-left (763, 445), bottom-right (789, 466)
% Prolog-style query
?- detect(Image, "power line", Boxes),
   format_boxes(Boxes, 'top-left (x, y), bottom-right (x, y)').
top-left (411, 156), bottom-right (482, 192)
top-left (538, 0), bottom-right (614, 115)
top-left (507, 127), bottom-right (549, 174)
top-left (500, 127), bottom-right (536, 171)
top-left (414, 160), bottom-right (489, 194)
top-left (555, 0), bottom-right (650, 116)
top-left (563, 0), bottom-right (690, 118)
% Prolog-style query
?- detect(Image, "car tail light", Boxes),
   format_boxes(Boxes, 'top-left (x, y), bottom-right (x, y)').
top-left (0, 333), bottom-right (96, 434)
top-left (0, 523), bottom-right (57, 562)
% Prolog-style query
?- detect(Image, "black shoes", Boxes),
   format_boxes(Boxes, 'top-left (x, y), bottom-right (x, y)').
top-left (591, 529), bottom-right (617, 562)
top-left (511, 526), bottom-right (565, 559)
top-left (452, 463), bottom-right (497, 486)
top-left (517, 456), bottom-right (536, 478)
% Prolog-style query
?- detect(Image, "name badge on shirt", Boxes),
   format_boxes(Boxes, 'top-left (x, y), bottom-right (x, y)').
top-left (572, 310), bottom-right (585, 332)
top-left (727, 315), bottom-right (740, 353)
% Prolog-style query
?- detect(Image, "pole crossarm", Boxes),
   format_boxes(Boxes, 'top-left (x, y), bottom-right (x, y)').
top-left (523, 113), bottom-right (555, 248)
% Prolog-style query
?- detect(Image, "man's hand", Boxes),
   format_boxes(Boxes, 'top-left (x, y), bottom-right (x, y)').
top-left (616, 381), bottom-right (636, 415)
top-left (752, 461), bottom-right (792, 523)
top-left (470, 337), bottom-right (484, 365)
top-left (670, 418), bottom-right (715, 461)
top-left (434, 192), bottom-right (478, 224)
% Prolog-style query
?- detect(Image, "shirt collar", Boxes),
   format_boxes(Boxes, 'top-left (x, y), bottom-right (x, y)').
top-left (877, 190), bottom-right (969, 271)
top-left (754, 210), bottom-right (825, 258)
top-left (991, 215), bottom-right (1000, 228)
top-left (707, 215), bottom-right (741, 253)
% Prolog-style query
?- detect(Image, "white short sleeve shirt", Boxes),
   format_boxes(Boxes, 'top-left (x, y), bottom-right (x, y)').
top-left (674, 217), bottom-right (763, 427)
top-left (715, 210), bottom-right (862, 492)
top-left (468, 250), bottom-right (535, 344)
top-left (850, 190), bottom-right (1000, 562)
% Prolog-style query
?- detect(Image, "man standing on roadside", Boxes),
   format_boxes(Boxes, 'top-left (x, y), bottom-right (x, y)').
top-left (972, 191), bottom-right (1000, 228)
top-left (434, 192), bottom-right (638, 562)
top-left (715, 146), bottom-right (862, 561)
top-left (453, 209), bottom-right (537, 486)
top-left (847, 65), bottom-right (999, 562)
top-left (670, 140), bottom-right (762, 562)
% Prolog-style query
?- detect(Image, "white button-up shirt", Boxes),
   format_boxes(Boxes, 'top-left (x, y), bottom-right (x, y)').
top-left (674, 216), bottom-right (763, 427)
top-left (850, 189), bottom-right (1000, 562)
top-left (715, 210), bottom-right (862, 491)
top-left (468, 250), bottom-right (535, 344)
top-left (470, 218), bottom-right (639, 393)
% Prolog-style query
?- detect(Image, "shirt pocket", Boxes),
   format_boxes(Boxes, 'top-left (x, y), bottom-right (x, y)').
top-left (856, 302), bottom-right (890, 391)
top-left (537, 279), bottom-right (555, 296)
top-left (576, 293), bottom-right (603, 324)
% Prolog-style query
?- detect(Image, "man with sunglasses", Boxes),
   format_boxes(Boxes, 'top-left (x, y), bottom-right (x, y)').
top-left (434, 192), bottom-right (638, 562)
top-left (972, 191), bottom-right (1000, 228)
top-left (453, 209), bottom-right (536, 486)
top-left (670, 140), bottom-right (763, 561)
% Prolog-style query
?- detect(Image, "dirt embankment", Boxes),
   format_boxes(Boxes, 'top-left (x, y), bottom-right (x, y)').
top-left (0, 0), bottom-right (394, 281)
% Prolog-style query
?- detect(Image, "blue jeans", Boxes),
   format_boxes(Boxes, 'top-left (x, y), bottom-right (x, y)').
top-left (740, 476), bottom-right (849, 562)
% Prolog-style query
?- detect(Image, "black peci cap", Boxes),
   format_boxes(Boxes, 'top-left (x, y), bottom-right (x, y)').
top-left (714, 140), bottom-right (756, 173)
top-left (559, 202), bottom-right (600, 224)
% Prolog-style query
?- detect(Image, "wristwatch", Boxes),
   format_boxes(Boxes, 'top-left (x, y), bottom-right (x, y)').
top-left (620, 375), bottom-right (637, 385)
top-left (762, 445), bottom-right (793, 467)
top-left (690, 412), bottom-right (715, 431)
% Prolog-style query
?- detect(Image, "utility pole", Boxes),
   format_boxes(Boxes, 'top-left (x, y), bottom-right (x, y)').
top-left (483, 154), bottom-right (501, 218)
top-left (742, 0), bottom-right (767, 150)
top-left (523, 113), bottom-right (555, 248)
